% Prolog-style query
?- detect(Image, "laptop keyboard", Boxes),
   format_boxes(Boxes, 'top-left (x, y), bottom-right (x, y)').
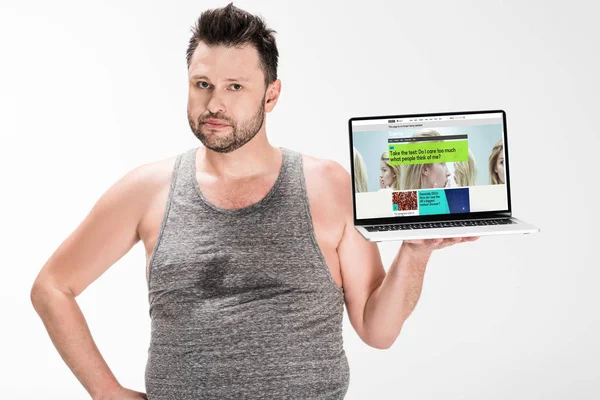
top-left (364, 218), bottom-right (515, 232)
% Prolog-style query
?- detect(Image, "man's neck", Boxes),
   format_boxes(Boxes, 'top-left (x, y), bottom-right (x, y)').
top-left (199, 134), bottom-right (281, 180)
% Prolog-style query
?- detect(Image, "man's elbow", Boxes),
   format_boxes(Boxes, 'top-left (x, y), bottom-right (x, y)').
top-left (30, 277), bottom-right (73, 311)
top-left (365, 339), bottom-right (394, 350)
top-left (362, 332), bottom-right (399, 350)
top-left (30, 279), bottom-right (52, 310)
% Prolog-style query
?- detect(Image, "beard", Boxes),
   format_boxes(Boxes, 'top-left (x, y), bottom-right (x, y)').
top-left (188, 95), bottom-right (266, 154)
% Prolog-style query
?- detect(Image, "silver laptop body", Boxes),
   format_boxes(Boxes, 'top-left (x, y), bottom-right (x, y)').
top-left (349, 109), bottom-right (539, 242)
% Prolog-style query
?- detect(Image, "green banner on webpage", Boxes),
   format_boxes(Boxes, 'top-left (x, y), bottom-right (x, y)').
top-left (388, 140), bottom-right (469, 165)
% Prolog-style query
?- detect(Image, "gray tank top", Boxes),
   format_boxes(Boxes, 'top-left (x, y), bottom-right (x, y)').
top-left (145, 146), bottom-right (350, 399)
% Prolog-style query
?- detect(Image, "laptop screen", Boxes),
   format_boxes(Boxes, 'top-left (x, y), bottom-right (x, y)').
top-left (350, 111), bottom-right (509, 221)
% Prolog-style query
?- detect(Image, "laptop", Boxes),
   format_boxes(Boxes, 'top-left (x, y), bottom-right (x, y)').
top-left (349, 109), bottom-right (539, 241)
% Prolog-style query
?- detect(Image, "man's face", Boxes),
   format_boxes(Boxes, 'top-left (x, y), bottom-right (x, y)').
top-left (187, 42), bottom-right (274, 153)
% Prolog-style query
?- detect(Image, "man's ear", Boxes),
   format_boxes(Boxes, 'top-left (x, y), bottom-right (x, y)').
top-left (265, 79), bottom-right (281, 112)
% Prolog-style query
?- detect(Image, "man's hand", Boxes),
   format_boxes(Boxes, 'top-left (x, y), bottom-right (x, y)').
top-left (403, 236), bottom-right (479, 255)
top-left (97, 386), bottom-right (147, 400)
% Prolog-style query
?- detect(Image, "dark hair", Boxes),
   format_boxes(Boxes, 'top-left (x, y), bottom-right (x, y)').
top-left (186, 2), bottom-right (279, 87)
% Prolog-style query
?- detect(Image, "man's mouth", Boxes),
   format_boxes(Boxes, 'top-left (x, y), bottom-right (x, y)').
top-left (202, 119), bottom-right (231, 128)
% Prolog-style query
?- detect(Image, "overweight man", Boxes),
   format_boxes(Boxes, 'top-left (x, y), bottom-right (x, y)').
top-left (31, 3), bottom-right (477, 399)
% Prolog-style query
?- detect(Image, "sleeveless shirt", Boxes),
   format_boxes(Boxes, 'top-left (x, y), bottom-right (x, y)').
top-left (145, 146), bottom-right (350, 399)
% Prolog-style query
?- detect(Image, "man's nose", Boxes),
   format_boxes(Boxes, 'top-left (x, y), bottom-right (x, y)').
top-left (206, 92), bottom-right (227, 115)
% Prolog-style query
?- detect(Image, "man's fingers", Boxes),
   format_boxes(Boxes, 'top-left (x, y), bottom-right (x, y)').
top-left (434, 237), bottom-right (464, 249)
top-left (404, 239), bottom-right (424, 245)
top-left (405, 236), bottom-right (478, 249)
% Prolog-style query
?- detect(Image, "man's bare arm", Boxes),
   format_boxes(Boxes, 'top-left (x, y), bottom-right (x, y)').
top-left (30, 159), bottom-right (173, 399)
top-left (330, 160), bottom-right (477, 349)
top-left (360, 243), bottom-right (433, 348)
top-left (324, 160), bottom-right (388, 348)
top-left (361, 237), bottom-right (478, 348)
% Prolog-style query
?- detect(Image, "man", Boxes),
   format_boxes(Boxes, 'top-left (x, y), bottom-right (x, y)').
top-left (30, 3), bottom-right (477, 399)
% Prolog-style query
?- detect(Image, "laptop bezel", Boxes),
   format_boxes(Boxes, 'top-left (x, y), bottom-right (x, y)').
top-left (348, 109), bottom-right (512, 226)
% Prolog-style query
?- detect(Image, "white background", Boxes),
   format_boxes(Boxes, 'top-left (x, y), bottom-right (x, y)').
top-left (1, 0), bottom-right (598, 398)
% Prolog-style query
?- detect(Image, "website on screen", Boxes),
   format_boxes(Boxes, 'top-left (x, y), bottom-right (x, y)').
top-left (351, 112), bottom-right (508, 220)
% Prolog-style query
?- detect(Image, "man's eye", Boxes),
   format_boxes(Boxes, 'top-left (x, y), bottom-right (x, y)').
top-left (231, 84), bottom-right (242, 91)
top-left (197, 81), bottom-right (210, 88)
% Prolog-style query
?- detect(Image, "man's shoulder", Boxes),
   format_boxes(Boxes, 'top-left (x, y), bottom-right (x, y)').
top-left (297, 151), bottom-right (352, 203)
top-left (124, 153), bottom-right (182, 239)
top-left (298, 151), bottom-right (349, 181)
top-left (114, 152), bottom-right (181, 208)
top-left (127, 154), bottom-right (180, 191)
